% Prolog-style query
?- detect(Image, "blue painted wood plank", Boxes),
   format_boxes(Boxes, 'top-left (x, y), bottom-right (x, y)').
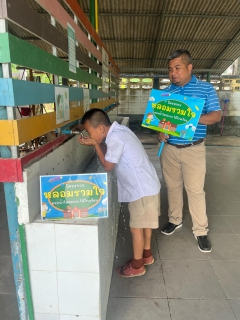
top-left (0, 79), bottom-right (15, 106)
top-left (0, 79), bottom-right (115, 106)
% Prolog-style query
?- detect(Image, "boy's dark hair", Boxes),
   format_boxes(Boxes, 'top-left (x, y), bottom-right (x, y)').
top-left (81, 108), bottom-right (111, 128)
top-left (167, 49), bottom-right (192, 66)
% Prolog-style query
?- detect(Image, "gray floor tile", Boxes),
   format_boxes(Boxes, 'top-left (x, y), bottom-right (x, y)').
top-left (157, 233), bottom-right (208, 260)
top-left (205, 202), bottom-right (221, 216)
top-left (118, 213), bottom-right (130, 233)
top-left (0, 218), bottom-right (8, 231)
top-left (208, 215), bottom-right (235, 234)
top-left (0, 209), bottom-right (8, 231)
top-left (107, 298), bottom-right (171, 320)
top-left (115, 231), bottom-right (158, 260)
top-left (0, 266), bottom-right (16, 294)
top-left (207, 234), bottom-right (240, 261)
top-left (160, 202), bottom-right (169, 217)
top-left (223, 216), bottom-right (240, 234)
top-left (211, 260), bottom-right (240, 299)
top-left (109, 258), bottom-right (167, 298)
top-left (169, 299), bottom-right (236, 320)
top-left (229, 300), bottom-right (240, 320)
top-left (162, 260), bottom-right (226, 299)
top-left (0, 293), bottom-right (19, 320)
top-left (216, 201), bottom-right (240, 215)
top-left (0, 257), bottom-right (12, 279)
top-left (0, 230), bottom-right (11, 256)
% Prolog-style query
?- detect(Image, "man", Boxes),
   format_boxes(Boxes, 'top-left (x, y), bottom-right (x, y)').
top-left (158, 49), bottom-right (221, 252)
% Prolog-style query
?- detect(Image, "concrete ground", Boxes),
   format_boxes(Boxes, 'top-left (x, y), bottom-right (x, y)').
top-left (135, 133), bottom-right (240, 147)
top-left (106, 142), bottom-right (240, 320)
top-left (1, 137), bottom-right (240, 319)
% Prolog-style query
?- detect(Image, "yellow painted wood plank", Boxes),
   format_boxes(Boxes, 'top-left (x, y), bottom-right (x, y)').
top-left (0, 107), bottom-right (84, 145)
top-left (91, 98), bottom-right (116, 109)
top-left (0, 102), bottom-right (116, 145)
top-left (0, 120), bottom-right (15, 145)
top-left (16, 106), bottom-right (85, 144)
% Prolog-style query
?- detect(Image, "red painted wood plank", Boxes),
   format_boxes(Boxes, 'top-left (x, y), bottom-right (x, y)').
top-left (0, 104), bottom-right (117, 182)
top-left (0, 135), bottom-right (68, 182)
top-left (109, 65), bottom-right (119, 78)
top-left (0, 158), bottom-right (23, 182)
top-left (21, 135), bottom-right (68, 169)
top-left (35, 0), bottom-right (102, 62)
top-left (63, 0), bottom-right (120, 74)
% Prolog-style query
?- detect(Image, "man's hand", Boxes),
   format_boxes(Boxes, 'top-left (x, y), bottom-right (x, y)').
top-left (158, 132), bottom-right (169, 142)
top-left (78, 136), bottom-right (97, 146)
top-left (199, 110), bottom-right (221, 125)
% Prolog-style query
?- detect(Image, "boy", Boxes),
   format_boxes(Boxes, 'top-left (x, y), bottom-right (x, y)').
top-left (78, 108), bottom-right (160, 277)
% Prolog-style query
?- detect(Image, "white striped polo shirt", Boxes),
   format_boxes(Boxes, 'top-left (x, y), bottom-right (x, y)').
top-left (163, 75), bottom-right (221, 144)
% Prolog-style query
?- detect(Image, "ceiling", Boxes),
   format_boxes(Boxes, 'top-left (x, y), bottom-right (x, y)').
top-left (77, 0), bottom-right (240, 77)
top-left (8, 0), bottom-right (240, 78)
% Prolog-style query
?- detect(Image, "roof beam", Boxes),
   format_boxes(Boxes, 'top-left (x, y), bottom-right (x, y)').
top-left (114, 58), bottom-right (232, 63)
top-left (19, 37), bottom-right (239, 48)
top-left (82, 11), bottom-right (240, 20)
top-left (150, 0), bottom-right (167, 68)
top-left (208, 26), bottom-right (240, 69)
top-left (121, 67), bottom-right (224, 73)
top-left (102, 38), bottom-right (229, 44)
top-left (37, 9), bottom-right (240, 20)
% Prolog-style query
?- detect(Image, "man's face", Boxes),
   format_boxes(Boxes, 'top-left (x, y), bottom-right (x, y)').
top-left (168, 57), bottom-right (192, 87)
top-left (84, 120), bottom-right (104, 143)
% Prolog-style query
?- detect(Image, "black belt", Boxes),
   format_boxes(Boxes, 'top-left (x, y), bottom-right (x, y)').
top-left (167, 138), bottom-right (205, 149)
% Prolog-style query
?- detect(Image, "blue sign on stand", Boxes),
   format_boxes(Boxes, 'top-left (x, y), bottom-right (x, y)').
top-left (142, 89), bottom-right (205, 140)
top-left (40, 173), bottom-right (108, 220)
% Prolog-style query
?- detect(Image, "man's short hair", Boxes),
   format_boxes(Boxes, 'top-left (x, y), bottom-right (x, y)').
top-left (81, 108), bottom-right (111, 128)
top-left (167, 49), bottom-right (192, 65)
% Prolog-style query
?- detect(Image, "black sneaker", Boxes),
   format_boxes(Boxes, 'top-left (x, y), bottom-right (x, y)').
top-left (195, 235), bottom-right (212, 253)
top-left (161, 222), bottom-right (182, 235)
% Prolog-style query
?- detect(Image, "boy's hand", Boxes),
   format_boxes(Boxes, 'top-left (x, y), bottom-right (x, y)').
top-left (78, 136), bottom-right (98, 146)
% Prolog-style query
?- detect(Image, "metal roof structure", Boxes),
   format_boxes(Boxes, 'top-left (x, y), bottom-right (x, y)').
top-left (78, 0), bottom-right (240, 76)
top-left (8, 0), bottom-right (240, 76)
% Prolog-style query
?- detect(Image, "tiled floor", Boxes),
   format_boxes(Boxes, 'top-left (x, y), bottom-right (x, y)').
top-left (1, 144), bottom-right (240, 320)
top-left (106, 145), bottom-right (240, 320)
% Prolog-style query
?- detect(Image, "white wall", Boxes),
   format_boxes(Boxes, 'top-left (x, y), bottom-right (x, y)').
top-left (18, 109), bottom-right (121, 320)
top-left (217, 91), bottom-right (240, 117)
top-left (118, 89), bottom-right (240, 118)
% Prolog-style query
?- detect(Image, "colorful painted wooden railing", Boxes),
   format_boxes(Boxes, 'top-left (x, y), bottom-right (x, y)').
top-left (0, 0), bottom-right (119, 148)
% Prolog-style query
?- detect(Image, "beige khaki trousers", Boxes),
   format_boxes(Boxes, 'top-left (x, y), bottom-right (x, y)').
top-left (161, 142), bottom-right (208, 236)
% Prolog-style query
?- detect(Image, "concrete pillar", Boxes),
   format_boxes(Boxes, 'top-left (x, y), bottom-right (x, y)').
top-left (153, 77), bottom-right (160, 89)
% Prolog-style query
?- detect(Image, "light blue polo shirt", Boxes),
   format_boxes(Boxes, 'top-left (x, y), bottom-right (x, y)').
top-left (163, 75), bottom-right (221, 144)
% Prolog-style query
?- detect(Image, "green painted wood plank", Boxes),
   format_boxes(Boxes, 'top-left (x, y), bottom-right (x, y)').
top-left (0, 78), bottom-right (115, 106)
top-left (0, 33), bottom-right (102, 86)
top-left (4, 0), bottom-right (102, 75)
top-left (89, 89), bottom-right (115, 99)
top-left (0, 33), bottom-right (11, 62)
top-left (111, 84), bottom-right (119, 90)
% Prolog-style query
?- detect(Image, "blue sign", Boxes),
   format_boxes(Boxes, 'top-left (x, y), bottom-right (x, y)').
top-left (142, 89), bottom-right (205, 140)
top-left (40, 173), bottom-right (108, 220)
